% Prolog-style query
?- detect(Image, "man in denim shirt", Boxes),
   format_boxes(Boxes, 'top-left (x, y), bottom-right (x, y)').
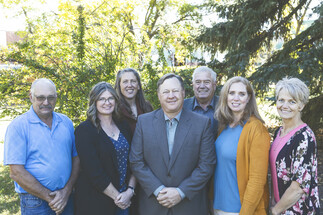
top-left (4, 78), bottom-right (80, 215)
top-left (184, 66), bottom-right (219, 139)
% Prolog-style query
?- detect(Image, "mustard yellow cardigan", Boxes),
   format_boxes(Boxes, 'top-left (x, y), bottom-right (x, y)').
top-left (236, 116), bottom-right (271, 215)
top-left (210, 116), bottom-right (270, 214)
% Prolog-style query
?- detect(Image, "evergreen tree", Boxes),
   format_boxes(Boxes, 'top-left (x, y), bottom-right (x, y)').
top-left (197, 0), bottom-right (323, 134)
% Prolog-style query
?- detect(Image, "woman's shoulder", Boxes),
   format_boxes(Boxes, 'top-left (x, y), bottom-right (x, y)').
top-left (115, 118), bottom-right (130, 129)
top-left (76, 120), bottom-right (96, 132)
top-left (246, 116), bottom-right (267, 129)
top-left (273, 126), bottom-right (282, 139)
top-left (243, 116), bottom-right (270, 140)
top-left (292, 124), bottom-right (316, 143)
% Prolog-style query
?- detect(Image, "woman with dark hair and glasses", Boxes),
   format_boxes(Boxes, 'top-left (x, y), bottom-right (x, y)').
top-left (74, 82), bottom-right (136, 215)
top-left (115, 68), bottom-right (153, 133)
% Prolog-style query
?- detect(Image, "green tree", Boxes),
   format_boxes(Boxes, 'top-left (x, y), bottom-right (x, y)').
top-left (197, 0), bottom-right (323, 134)
top-left (0, 0), bottom-right (202, 123)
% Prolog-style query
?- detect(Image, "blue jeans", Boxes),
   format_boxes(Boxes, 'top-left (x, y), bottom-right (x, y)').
top-left (19, 193), bottom-right (74, 215)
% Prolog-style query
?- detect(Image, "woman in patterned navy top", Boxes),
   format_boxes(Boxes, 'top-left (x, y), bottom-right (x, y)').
top-left (74, 82), bottom-right (136, 215)
top-left (270, 77), bottom-right (320, 215)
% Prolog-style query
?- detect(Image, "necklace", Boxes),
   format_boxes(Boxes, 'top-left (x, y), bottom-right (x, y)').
top-left (280, 122), bottom-right (303, 137)
top-left (101, 122), bottom-right (118, 138)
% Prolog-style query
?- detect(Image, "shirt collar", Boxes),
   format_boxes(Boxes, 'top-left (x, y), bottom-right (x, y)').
top-left (193, 96), bottom-right (215, 110)
top-left (27, 106), bottom-right (61, 125)
top-left (164, 110), bottom-right (182, 122)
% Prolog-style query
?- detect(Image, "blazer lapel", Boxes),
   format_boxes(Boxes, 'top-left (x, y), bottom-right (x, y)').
top-left (153, 109), bottom-right (170, 167)
top-left (168, 109), bottom-right (191, 170)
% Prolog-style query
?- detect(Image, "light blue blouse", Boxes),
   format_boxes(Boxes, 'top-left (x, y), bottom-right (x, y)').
top-left (213, 124), bottom-right (243, 212)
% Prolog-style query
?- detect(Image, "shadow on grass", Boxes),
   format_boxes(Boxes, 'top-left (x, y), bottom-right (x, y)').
top-left (0, 165), bottom-right (20, 215)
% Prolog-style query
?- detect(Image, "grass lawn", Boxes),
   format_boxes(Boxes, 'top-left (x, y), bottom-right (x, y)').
top-left (0, 164), bottom-right (20, 215)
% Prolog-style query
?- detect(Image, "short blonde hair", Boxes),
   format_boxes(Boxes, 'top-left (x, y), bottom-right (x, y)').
top-left (275, 77), bottom-right (310, 105)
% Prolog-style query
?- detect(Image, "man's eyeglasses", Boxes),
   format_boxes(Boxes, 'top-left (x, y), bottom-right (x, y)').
top-left (35, 95), bottom-right (57, 102)
top-left (98, 97), bottom-right (115, 103)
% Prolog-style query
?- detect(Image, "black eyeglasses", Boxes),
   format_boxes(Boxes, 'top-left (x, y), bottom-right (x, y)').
top-left (35, 95), bottom-right (57, 102)
top-left (98, 97), bottom-right (115, 103)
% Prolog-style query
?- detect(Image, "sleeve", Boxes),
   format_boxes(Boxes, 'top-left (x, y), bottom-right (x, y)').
top-left (129, 117), bottom-right (164, 197)
top-left (291, 128), bottom-right (317, 195)
top-left (240, 122), bottom-right (271, 215)
top-left (177, 118), bottom-right (216, 200)
top-left (67, 117), bottom-right (77, 157)
top-left (176, 188), bottom-right (186, 199)
top-left (75, 122), bottom-right (111, 192)
top-left (153, 185), bottom-right (165, 197)
top-left (3, 121), bottom-right (27, 165)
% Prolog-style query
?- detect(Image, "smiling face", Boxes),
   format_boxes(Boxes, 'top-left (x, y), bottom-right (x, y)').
top-left (30, 81), bottom-right (57, 120)
top-left (120, 72), bottom-right (140, 101)
top-left (227, 82), bottom-right (250, 118)
top-left (192, 71), bottom-right (216, 104)
top-left (276, 88), bottom-right (304, 121)
top-left (158, 77), bottom-right (185, 117)
top-left (96, 90), bottom-right (116, 117)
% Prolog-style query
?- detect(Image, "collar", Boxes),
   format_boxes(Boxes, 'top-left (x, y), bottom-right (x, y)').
top-left (193, 96), bottom-right (216, 110)
top-left (27, 106), bottom-right (62, 125)
top-left (164, 110), bottom-right (182, 122)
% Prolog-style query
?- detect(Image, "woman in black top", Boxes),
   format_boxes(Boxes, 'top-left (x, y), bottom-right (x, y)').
top-left (74, 82), bottom-right (136, 215)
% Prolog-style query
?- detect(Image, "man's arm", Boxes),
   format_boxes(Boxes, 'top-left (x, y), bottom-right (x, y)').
top-left (177, 118), bottom-right (216, 200)
top-left (48, 156), bottom-right (80, 214)
top-left (6, 121), bottom-right (54, 202)
top-left (129, 117), bottom-right (163, 196)
top-left (9, 164), bottom-right (54, 203)
top-left (157, 187), bottom-right (182, 208)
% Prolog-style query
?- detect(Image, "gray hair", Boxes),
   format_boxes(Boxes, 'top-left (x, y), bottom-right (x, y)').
top-left (30, 78), bottom-right (57, 96)
top-left (275, 77), bottom-right (310, 105)
top-left (192, 66), bottom-right (217, 82)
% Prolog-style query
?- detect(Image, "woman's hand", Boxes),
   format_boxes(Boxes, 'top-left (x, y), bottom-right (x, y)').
top-left (270, 181), bottom-right (304, 215)
top-left (270, 195), bottom-right (277, 214)
top-left (114, 188), bottom-right (133, 209)
top-left (270, 207), bottom-right (280, 215)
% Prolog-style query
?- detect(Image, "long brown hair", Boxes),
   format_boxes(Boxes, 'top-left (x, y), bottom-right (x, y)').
top-left (215, 76), bottom-right (264, 132)
top-left (115, 68), bottom-right (153, 114)
top-left (87, 82), bottom-right (120, 129)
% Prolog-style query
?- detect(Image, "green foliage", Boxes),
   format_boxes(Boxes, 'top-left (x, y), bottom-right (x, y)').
top-left (197, 0), bottom-right (323, 134)
top-left (0, 165), bottom-right (20, 215)
top-left (0, 0), bottom-right (202, 125)
top-left (140, 64), bottom-right (163, 109)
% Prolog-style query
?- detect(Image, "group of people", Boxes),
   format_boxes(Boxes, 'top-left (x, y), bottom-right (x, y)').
top-left (3, 66), bottom-right (320, 215)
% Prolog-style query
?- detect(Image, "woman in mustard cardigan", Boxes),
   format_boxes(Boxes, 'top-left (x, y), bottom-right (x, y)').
top-left (212, 76), bottom-right (270, 215)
